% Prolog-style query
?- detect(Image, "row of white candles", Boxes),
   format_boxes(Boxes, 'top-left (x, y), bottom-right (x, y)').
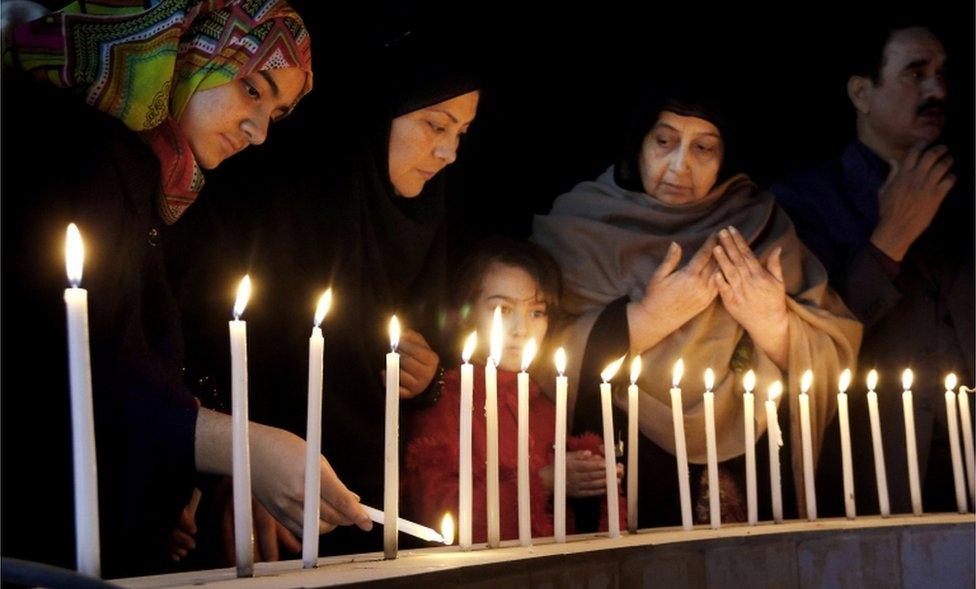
top-left (60, 223), bottom-right (976, 578)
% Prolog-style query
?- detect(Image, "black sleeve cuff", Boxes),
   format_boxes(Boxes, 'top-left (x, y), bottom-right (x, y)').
top-left (572, 297), bottom-right (631, 436)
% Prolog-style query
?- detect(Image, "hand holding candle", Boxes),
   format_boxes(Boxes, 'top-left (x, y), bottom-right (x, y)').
top-left (902, 369), bottom-right (923, 515)
top-left (64, 223), bottom-right (101, 577)
top-left (600, 356), bottom-right (625, 538)
top-left (798, 369), bottom-right (816, 520)
top-left (627, 356), bottom-right (641, 533)
top-left (837, 369), bottom-right (855, 519)
top-left (670, 359), bottom-right (693, 530)
top-left (943, 374), bottom-right (968, 513)
top-left (866, 370), bottom-right (890, 516)
top-left (303, 289), bottom-right (332, 568)
top-left (230, 276), bottom-right (254, 576)
top-left (517, 338), bottom-right (537, 546)
top-left (458, 332), bottom-right (477, 550)
top-left (554, 348), bottom-right (568, 542)
top-left (743, 370), bottom-right (757, 526)
top-left (703, 368), bottom-right (719, 529)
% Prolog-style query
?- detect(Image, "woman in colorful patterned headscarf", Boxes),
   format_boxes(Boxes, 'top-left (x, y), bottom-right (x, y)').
top-left (2, 0), bottom-right (370, 578)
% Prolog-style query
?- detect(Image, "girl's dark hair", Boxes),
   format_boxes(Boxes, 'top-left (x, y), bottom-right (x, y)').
top-left (455, 236), bottom-right (563, 324)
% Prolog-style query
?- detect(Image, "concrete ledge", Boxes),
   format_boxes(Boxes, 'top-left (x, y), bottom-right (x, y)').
top-left (118, 514), bottom-right (975, 589)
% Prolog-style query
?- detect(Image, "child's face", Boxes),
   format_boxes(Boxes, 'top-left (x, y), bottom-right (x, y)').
top-left (474, 263), bottom-right (549, 372)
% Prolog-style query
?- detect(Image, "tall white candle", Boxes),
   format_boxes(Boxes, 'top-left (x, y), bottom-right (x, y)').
top-left (458, 332), bottom-right (476, 551)
top-left (600, 357), bottom-right (625, 539)
top-left (670, 360), bottom-right (693, 530)
top-left (302, 289), bottom-right (331, 568)
top-left (959, 386), bottom-right (976, 505)
top-left (837, 369), bottom-right (856, 519)
top-left (743, 370), bottom-right (757, 526)
top-left (485, 307), bottom-right (502, 548)
top-left (517, 338), bottom-right (537, 546)
top-left (554, 348), bottom-right (568, 543)
top-left (229, 276), bottom-right (254, 577)
top-left (703, 368), bottom-right (719, 529)
top-left (866, 370), bottom-right (890, 517)
top-left (798, 370), bottom-right (817, 521)
top-left (63, 224), bottom-right (100, 578)
top-left (384, 316), bottom-right (401, 559)
top-left (627, 356), bottom-right (641, 533)
top-left (902, 369), bottom-right (923, 515)
top-left (766, 381), bottom-right (784, 523)
top-left (943, 374), bottom-right (967, 513)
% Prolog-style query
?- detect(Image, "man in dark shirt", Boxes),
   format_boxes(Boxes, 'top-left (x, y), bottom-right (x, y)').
top-left (773, 23), bottom-right (973, 515)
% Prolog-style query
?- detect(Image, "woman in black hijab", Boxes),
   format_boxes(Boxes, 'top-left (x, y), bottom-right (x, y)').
top-left (170, 31), bottom-right (480, 558)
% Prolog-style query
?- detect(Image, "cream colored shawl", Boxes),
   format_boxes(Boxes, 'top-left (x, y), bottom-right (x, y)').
top-left (532, 166), bottom-right (862, 516)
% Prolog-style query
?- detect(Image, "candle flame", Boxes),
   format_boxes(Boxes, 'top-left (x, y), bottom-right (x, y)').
top-left (389, 315), bottom-right (401, 351)
top-left (313, 289), bottom-right (332, 327)
top-left (867, 369), bottom-right (879, 391)
top-left (489, 306), bottom-right (503, 366)
top-left (838, 369), bottom-right (852, 394)
top-left (462, 331), bottom-right (477, 363)
top-left (768, 380), bottom-right (783, 402)
top-left (630, 356), bottom-right (642, 384)
top-left (601, 355), bottom-right (626, 383)
top-left (945, 373), bottom-right (957, 392)
top-left (65, 223), bottom-right (84, 287)
top-left (554, 347), bottom-right (567, 376)
top-left (743, 369), bottom-right (756, 393)
top-left (800, 369), bottom-right (813, 394)
top-left (704, 368), bottom-right (715, 392)
top-left (233, 275), bottom-right (251, 320)
top-left (520, 338), bottom-right (538, 372)
top-left (902, 368), bottom-right (913, 391)
top-left (440, 512), bottom-right (455, 545)
top-left (672, 359), bottom-right (684, 387)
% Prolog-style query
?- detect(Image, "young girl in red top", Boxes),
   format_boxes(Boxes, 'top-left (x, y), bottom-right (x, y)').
top-left (403, 237), bottom-right (624, 542)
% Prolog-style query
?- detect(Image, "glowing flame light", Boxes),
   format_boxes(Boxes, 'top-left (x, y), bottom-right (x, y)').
top-left (462, 331), bottom-right (477, 363)
top-left (743, 369), bottom-right (756, 394)
top-left (389, 315), bottom-right (401, 352)
top-left (233, 275), bottom-right (251, 320)
top-left (902, 369), bottom-right (913, 391)
top-left (630, 356), bottom-right (642, 384)
top-left (440, 513), bottom-right (455, 545)
top-left (867, 369), bottom-right (879, 392)
top-left (768, 381), bottom-right (783, 402)
top-left (489, 306), bottom-right (503, 366)
top-left (945, 373), bottom-right (957, 392)
top-left (800, 370), bottom-right (813, 394)
top-left (521, 338), bottom-right (537, 372)
top-left (313, 289), bottom-right (332, 327)
top-left (554, 347), bottom-right (567, 376)
top-left (672, 359), bottom-right (684, 388)
top-left (601, 356), bottom-right (625, 383)
top-left (66, 223), bottom-right (84, 287)
top-left (704, 368), bottom-right (715, 392)
top-left (838, 369), bottom-right (852, 394)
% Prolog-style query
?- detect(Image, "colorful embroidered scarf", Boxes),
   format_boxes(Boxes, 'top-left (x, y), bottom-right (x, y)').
top-left (5, 0), bottom-right (313, 223)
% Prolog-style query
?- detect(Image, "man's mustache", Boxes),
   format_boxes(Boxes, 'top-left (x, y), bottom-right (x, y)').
top-left (917, 98), bottom-right (947, 116)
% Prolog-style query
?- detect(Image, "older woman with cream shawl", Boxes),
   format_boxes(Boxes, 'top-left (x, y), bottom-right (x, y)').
top-left (532, 92), bottom-right (862, 524)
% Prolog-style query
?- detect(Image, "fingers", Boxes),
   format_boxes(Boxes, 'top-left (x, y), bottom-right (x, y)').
top-left (903, 142), bottom-right (925, 169)
top-left (255, 506), bottom-right (279, 562)
top-left (319, 498), bottom-right (354, 527)
top-left (178, 508), bottom-right (198, 535)
top-left (652, 242), bottom-right (682, 282)
top-left (277, 521), bottom-right (302, 554)
top-left (320, 460), bottom-right (372, 531)
top-left (726, 227), bottom-right (763, 274)
top-left (712, 271), bottom-right (732, 301)
top-left (172, 529), bottom-right (197, 551)
top-left (712, 244), bottom-right (741, 289)
top-left (766, 247), bottom-right (784, 284)
top-left (687, 235), bottom-right (716, 275)
top-left (398, 333), bottom-right (439, 366)
top-left (916, 144), bottom-right (949, 175)
top-left (937, 172), bottom-right (956, 198)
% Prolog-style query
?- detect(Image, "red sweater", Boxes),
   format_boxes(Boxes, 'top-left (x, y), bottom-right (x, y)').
top-left (403, 366), bottom-right (626, 542)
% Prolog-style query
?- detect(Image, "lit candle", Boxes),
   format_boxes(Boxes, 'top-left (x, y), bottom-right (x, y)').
top-left (766, 381), bottom-right (784, 523)
top-left (743, 370), bottom-right (757, 526)
top-left (63, 223), bottom-right (100, 577)
top-left (866, 370), bottom-right (890, 517)
top-left (384, 316), bottom-right (401, 559)
top-left (627, 356), bottom-right (641, 533)
top-left (958, 386), bottom-right (975, 505)
top-left (517, 338), bottom-right (537, 546)
top-left (902, 369), bottom-right (922, 515)
top-left (458, 332), bottom-right (476, 551)
top-left (485, 307), bottom-right (503, 548)
top-left (230, 275), bottom-right (254, 577)
top-left (361, 505), bottom-right (448, 544)
top-left (703, 368), bottom-right (719, 529)
top-left (798, 370), bottom-right (816, 521)
top-left (837, 369), bottom-right (856, 519)
top-left (554, 348), bottom-right (568, 543)
top-left (943, 374), bottom-right (967, 513)
top-left (600, 356), bottom-right (625, 539)
top-left (670, 359), bottom-right (693, 530)
top-left (303, 289), bottom-right (331, 568)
